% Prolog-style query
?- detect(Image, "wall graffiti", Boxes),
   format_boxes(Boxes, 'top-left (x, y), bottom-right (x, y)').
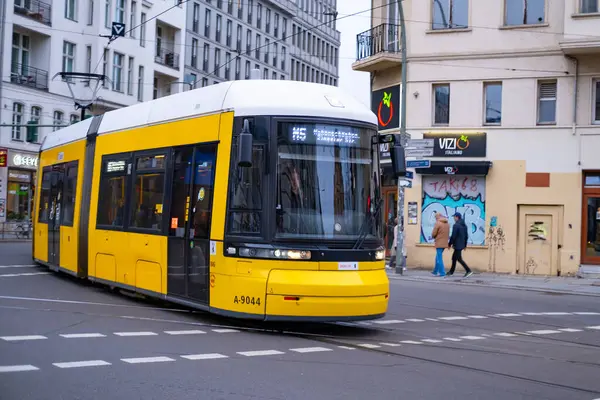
top-left (420, 175), bottom-right (486, 245)
top-left (487, 225), bottom-right (506, 272)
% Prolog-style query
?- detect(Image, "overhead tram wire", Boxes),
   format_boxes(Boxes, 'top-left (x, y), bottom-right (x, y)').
top-left (199, 0), bottom-right (401, 83)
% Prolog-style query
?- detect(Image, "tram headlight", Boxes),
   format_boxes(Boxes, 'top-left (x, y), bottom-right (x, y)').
top-left (235, 247), bottom-right (312, 260)
top-left (375, 249), bottom-right (385, 261)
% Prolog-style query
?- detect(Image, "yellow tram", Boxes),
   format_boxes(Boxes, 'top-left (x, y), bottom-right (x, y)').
top-left (32, 80), bottom-right (390, 321)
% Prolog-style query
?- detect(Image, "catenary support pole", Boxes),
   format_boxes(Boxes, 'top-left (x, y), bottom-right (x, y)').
top-left (395, 0), bottom-right (408, 275)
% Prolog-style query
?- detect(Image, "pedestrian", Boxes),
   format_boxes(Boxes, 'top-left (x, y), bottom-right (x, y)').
top-left (447, 212), bottom-right (473, 278)
top-left (430, 212), bottom-right (449, 276)
top-left (387, 217), bottom-right (398, 269)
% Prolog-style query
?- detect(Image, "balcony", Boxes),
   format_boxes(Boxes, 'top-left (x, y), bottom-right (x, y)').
top-left (154, 47), bottom-right (180, 70)
top-left (352, 23), bottom-right (402, 73)
top-left (10, 63), bottom-right (49, 91)
top-left (13, 0), bottom-right (52, 26)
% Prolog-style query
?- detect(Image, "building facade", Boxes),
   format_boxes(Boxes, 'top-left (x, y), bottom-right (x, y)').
top-left (183, 0), bottom-right (340, 89)
top-left (353, 0), bottom-right (600, 276)
top-left (0, 0), bottom-right (187, 223)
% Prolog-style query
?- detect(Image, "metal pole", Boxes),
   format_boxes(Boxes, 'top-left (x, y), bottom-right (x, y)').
top-left (81, 106), bottom-right (86, 121)
top-left (395, 0), bottom-right (408, 275)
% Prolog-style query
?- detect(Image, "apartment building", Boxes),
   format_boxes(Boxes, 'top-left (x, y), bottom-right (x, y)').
top-left (353, 0), bottom-right (600, 276)
top-left (0, 0), bottom-right (187, 223)
top-left (183, 0), bottom-right (340, 88)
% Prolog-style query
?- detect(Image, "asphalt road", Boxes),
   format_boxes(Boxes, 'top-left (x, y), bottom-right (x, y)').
top-left (1, 242), bottom-right (600, 400)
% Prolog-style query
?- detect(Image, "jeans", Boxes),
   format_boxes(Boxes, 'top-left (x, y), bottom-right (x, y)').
top-left (433, 248), bottom-right (446, 276)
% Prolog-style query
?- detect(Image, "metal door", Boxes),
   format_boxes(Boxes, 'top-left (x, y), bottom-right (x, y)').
top-left (48, 166), bottom-right (65, 266)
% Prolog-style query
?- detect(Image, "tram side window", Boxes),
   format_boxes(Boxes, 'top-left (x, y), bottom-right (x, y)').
top-left (37, 168), bottom-right (52, 223)
top-left (228, 142), bottom-right (264, 235)
top-left (61, 162), bottom-right (79, 226)
top-left (129, 154), bottom-right (166, 231)
top-left (97, 159), bottom-right (128, 227)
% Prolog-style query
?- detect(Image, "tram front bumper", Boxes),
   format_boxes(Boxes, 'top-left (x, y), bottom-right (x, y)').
top-left (264, 268), bottom-right (389, 322)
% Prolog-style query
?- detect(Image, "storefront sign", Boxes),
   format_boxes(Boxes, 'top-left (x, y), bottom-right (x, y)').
top-left (0, 149), bottom-right (7, 167)
top-left (9, 152), bottom-right (39, 168)
top-left (371, 85), bottom-right (400, 131)
top-left (423, 132), bottom-right (486, 158)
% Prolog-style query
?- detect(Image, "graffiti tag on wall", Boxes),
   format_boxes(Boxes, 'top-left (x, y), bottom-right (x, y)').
top-left (420, 175), bottom-right (486, 245)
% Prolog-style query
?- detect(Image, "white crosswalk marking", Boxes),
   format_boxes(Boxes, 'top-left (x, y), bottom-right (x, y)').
top-left (0, 365), bottom-right (39, 372)
top-left (289, 347), bottom-right (332, 353)
top-left (211, 329), bottom-right (240, 333)
top-left (443, 337), bottom-right (462, 342)
top-left (380, 342), bottom-right (401, 347)
top-left (401, 340), bottom-right (422, 345)
top-left (421, 339), bottom-right (443, 343)
top-left (586, 326), bottom-right (600, 330)
top-left (114, 331), bottom-right (158, 337)
top-left (467, 315), bottom-right (488, 319)
top-left (0, 272), bottom-right (50, 278)
top-left (357, 343), bottom-right (380, 349)
top-left (373, 320), bottom-right (404, 324)
top-left (405, 319), bottom-right (425, 322)
top-left (53, 360), bottom-right (111, 368)
top-left (460, 336), bottom-right (485, 340)
top-left (438, 316), bottom-right (468, 320)
top-left (338, 346), bottom-right (356, 350)
top-left (558, 328), bottom-right (582, 333)
top-left (493, 332), bottom-right (518, 337)
top-left (494, 313), bottom-right (522, 317)
top-left (237, 350), bottom-right (285, 357)
top-left (164, 330), bottom-right (206, 335)
top-left (527, 330), bottom-right (561, 335)
top-left (1, 335), bottom-right (47, 341)
top-left (181, 353), bottom-right (228, 360)
top-left (121, 356), bottom-right (175, 364)
top-left (60, 333), bottom-right (106, 338)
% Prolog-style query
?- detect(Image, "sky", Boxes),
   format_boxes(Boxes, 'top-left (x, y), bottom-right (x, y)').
top-left (336, 0), bottom-right (371, 108)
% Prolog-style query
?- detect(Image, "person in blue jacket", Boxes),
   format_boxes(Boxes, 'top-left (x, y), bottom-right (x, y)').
top-left (447, 212), bottom-right (473, 278)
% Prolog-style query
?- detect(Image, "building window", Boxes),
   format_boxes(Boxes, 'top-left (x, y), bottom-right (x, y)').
top-left (11, 33), bottom-right (30, 76)
top-left (257, 3), bottom-right (262, 29)
top-left (264, 38), bottom-right (270, 63)
top-left (112, 52), bottom-right (124, 92)
top-left (484, 82), bottom-right (502, 125)
top-left (505, 0), bottom-right (545, 26)
top-left (191, 38), bottom-right (198, 68)
top-left (7, 169), bottom-right (34, 221)
top-left (281, 46), bottom-right (286, 70)
top-left (216, 14), bottom-right (222, 42)
top-left (88, 0), bottom-right (94, 24)
top-left (432, 0), bottom-right (468, 30)
top-left (85, 45), bottom-right (92, 85)
top-left (203, 43), bottom-right (209, 72)
top-left (114, 0), bottom-right (124, 23)
top-left (62, 41), bottom-right (76, 74)
top-left (104, 0), bottom-right (110, 27)
top-left (274, 13), bottom-right (279, 37)
top-left (70, 114), bottom-right (80, 124)
top-left (192, 3), bottom-right (199, 32)
top-left (266, 8), bottom-right (271, 33)
top-left (245, 60), bottom-right (250, 79)
top-left (102, 48), bottom-right (109, 87)
top-left (263, 68), bottom-right (268, 79)
top-left (273, 42), bottom-right (277, 68)
top-left (214, 48), bottom-right (221, 77)
top-left (237, 1), bottom-right (242, 19)
top-left (246, 28), bottom-right (251, 55)
top-left (12, 103), bottom-right (24, 140)
top-left (137, 65), bottom-right (144, 101)
top-left (227, 0), bottom-right (233, 14)
top-left (236, 25), bottom-right (242, 51)
top-left (247, 0), bottom-right (253, 24)
top-left (255, 34), bottom-right (261, 59)
top-left (580, 0), bottom-right (598, 13)
top-left (226, 19), bottom-right (232, 47)
top-left (537, 80), bottom-right (557, 124)
top-left (29, 106), bottom-right (41, 142)
top-left (140, 12), bottom-right (146, 46)
top-left (282, 17), bottom-right (287, 40)
top-left (202, 77), bottom-right (208, 87)
top-left (65, 0), bottom-right (76, 20)
top-left (127, 56), bottom-right (134, 95)
top-left (53, 111), bottom-right (64, 131)
top-left (421, 175), bottom-right (486, 246)
top-left (129, 1), bottom-right (136, 37)
top-left (593, 79), bottom-right (600, 123)
top-left (433, 84), bottom-right (450, 125)
top-left (204, 9), bottom-right (211, 38)
top-left (225, 52), bottom-right (231, 79)
top-left (235, 57), bottom-right (240, 79)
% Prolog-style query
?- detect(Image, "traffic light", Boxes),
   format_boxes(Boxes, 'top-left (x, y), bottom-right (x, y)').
top-left (26, 120), bottom-right (38, 143)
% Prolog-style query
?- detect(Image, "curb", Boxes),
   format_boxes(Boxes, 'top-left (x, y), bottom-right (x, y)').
top-left (387, 274), bottom-right (600, 298)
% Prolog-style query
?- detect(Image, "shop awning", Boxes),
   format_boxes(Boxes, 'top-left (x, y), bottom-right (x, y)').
top-left (415, 161), bottom-right (492, 176)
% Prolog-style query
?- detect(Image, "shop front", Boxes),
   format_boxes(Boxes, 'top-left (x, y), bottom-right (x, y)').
top-left (0, 149), bottom-right (38, 222)
top-left (582, 172), bottom-right (600, 267)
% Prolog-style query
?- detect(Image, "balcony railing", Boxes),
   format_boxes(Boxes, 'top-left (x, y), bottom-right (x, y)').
top-left (13, 0), bottom-right (52, 26)
top-left (10, 63), bottom-right (49, 90)
top-left (154, 47), bottom-right (180, 70)
top-left (356, 23), bottom-right (401, 62)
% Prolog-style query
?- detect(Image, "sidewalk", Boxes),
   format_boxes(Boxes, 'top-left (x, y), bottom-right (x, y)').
top-left (386, 268), bottom-right (600, 297)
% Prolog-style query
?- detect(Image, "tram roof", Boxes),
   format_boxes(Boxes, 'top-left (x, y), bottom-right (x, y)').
top-left (41, 80), bottom-right (377, 151)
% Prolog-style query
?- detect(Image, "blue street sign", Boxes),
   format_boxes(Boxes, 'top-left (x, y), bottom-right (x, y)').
top-left (405, 171), bottom-right (414, 179)
top-left (406, 159), bottom-right (431, 168)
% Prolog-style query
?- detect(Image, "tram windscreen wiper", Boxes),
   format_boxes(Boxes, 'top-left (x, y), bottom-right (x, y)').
top-left (352, 197), bottom-right (382, 250)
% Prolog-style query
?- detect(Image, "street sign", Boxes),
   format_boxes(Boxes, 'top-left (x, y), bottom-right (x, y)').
top-left (405, 148), bottom-right (434, 157)
top-left (406, 159), bottom-right (431, 168)
top-left (112, 22), bottom-right (126, 37)
top-left (405, 171), bottom-right (414, 179)
top-left (406, 139), bottom-right (434, 148)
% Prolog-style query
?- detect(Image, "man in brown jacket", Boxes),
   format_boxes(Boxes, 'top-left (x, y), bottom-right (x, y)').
top-left (431, 212), bottom-right (449, 276)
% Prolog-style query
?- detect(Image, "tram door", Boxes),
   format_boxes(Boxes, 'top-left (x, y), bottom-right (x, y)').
top-left (167, 144), bottom-right (217, 304)
top-left (48, 166), bottom-right (65, 265)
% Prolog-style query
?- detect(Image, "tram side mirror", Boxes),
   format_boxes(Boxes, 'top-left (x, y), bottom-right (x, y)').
top-left (237, 119), bottom-right (253, 168)
top-left (390, 144), bottom-right (407, 177)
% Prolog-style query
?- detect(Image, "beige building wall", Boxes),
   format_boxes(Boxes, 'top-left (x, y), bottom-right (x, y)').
top-left (357, 0), bottom-right (600, 275)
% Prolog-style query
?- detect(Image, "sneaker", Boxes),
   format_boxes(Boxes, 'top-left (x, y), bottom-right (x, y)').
top-left (464, 271), bottom-right (473, 278)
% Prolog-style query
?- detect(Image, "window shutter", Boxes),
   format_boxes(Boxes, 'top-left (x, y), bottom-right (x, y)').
top-left (539, 82), bottom-right (557, 99)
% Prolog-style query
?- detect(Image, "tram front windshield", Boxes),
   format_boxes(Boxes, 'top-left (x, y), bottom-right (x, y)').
top-left (275, 122), bottom-right (380, 241)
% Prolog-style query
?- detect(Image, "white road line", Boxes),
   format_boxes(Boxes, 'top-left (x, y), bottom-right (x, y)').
top-left (1, 335), bottom-right (47, 341)
top-left (443, 337), bottom-right (462, 342)
top-left (53, 360), bottom-right (111, 368)
top-left (541, 312), bottom-right (571, 316)
top-left (0, 265), bottom-right (37, 268)
top-left (372, 319), bottom-right (404, 324)
top-left (586, 326), bottom-right (600, 330)
top-left (515, 332), bottom-right (532, 336)
top-left (0, 365), bottom-right (39, 372)
top-left (559, 328), bottom-right (583, 333)
top-left (290, 347), bottom-right (333, 353)
top-left (338, 346), bottom-right (356, 350)
top-left (405, 319), bottom-right (425, 322)
top-left (493, 332), bottom-right (519, 337)
top-left (459, 336), bottom-right (485, 340)
top-left (0, 272), bottom-right (50, 278)
top-left (181, 353), bottom-right (229, 360)
top-left (237, 350), bottom-right (285, 357)
top-left (521, 312), bottom-right (545, 316)
top-left (421, 339), bottom-right (443, 343)
top-left (494, 313), bottom-right (522, 317)
top-left (438, 316), bottom-right (468, 321)
top-left (60, 333), bottom-right (106, 338)
top-left (164, 330), bottom-right (206, 335)
top-left (121, 356), bottom-right (175, 364)
top-left (400, 340), bottom-right (422, 345)
top-left (211, 329), bottom-right (240, 333)
top-left (356, 322), bottom-right (372, 326)
top-left (574, 312), bottom-right (600, 315)
top-left (380, 342), bottom-right (401, 347)
top-left (114, 331), bottom-right (158, 337)
top-left (467, 315), bottom-right (488, 319)
top-left (425, 318), bottom-right (438, 321)
top-left (527, 330), bottom-right (562, 335)
top-left (357, 343), bottom-right (380, 349)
